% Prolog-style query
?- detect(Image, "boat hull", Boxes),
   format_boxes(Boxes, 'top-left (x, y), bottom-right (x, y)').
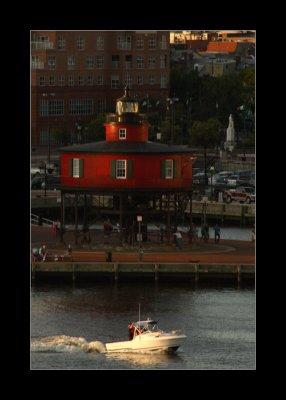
top-left (105, 333), bottom-right (186, 353)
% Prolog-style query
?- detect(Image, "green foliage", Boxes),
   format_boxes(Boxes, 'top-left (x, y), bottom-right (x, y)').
top-left (51, 126), bottom-right (70, 146)
top-left (84, 114), bottom-right (106, 142)
top-left (190, 118), bottom-right (221, 148)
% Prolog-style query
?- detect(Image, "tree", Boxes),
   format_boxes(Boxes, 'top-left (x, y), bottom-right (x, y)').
top-left (84, 114), bottom-right (106, 142)
top-left (190, 118), bottom-right (221, 185)
top-left (51, 126), bottom-right (70, 146)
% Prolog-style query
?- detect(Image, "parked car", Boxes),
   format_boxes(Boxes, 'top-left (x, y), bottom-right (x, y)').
top-left (223, 186), bottom-right (255, 204)
top-left (210, 171), bottom-right (233, 185)
top-left (41, 175), bottom-right (61, 190)
top-left (193, 172), bottom-right (210, 185)
top-left (226, 171), bottom-right (254, 186)
top-left (31, 176), bottom-right (44, 189)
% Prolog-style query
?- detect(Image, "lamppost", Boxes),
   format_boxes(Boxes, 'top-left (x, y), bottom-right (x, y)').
top-left (75, 123), bottom-right (82, 144)
top-left (42, 92), bottom-right (55, 165)
top-left (209, 166), bottom-right (215, 202)
top-left (42, 92), bottom-right (55, 196)
top-left (137, 215), bottom-right (143, 261)
top-left (167, 96), bottom-right (179, 144)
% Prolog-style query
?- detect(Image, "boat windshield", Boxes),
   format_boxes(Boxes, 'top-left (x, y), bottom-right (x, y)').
top-left (134, 320), bottom-right (158, 331)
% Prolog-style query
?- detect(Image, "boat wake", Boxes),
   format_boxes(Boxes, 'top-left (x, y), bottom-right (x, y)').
top-left (31, 335), bottom-right (107, 354)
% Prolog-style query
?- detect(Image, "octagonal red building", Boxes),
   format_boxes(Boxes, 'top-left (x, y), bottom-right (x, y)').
top-left (60, 87), bottom-right (194, 191)
top-left (59, 87), bottom-right (195, 244)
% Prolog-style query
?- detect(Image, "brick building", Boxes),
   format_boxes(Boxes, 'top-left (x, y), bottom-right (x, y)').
top-left (31, 31), bottom-right (170, 147)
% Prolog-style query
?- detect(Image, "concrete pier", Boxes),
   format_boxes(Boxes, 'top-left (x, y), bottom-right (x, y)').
top-left (31, 261), bottom-right (255, 282)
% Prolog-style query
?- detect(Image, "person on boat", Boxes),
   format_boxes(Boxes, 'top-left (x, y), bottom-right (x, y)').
top-left (128, 322), bottom-right (135, 340)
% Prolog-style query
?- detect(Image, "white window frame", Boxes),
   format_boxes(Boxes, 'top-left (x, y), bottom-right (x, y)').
top-left (97, 36), bottom-right (104, 50)
top-left (119, 128), bottom-right (127, 140)
top-left (39, 76), bottom-right (45, 86)
top-left (58, 76), bottom-right (65, 86)
top-left (111, 75), bottom-right (119, 89)
top-left (76, 37), bottom-right (85, 50)
top-left (137, 75), bottom-right (144, 85)
top-left (165, 159), bottom-right (174, 179)
top-left (48, 56), bottom-right (56, 69)
top-left (57, 36), bottom-right (66, 49)
top-left (149, 75), bottom-right (155, 85)
top-left (86, 75), bottom-right (93, 85)
top-left (148, 56), bottom-right (156, 69)
top-left (72, 158), bottom-right (80, 178)
top-left (116, 160), bottom-right (127, 179)
top-left (67, 55), bottom-right (76, 69)
top-left (85, 55), bottom-right (94, 69)
top-left (78, 76), bottom-right (84, 86)
top-left (97, 75), bottom-right (104, 85)
top-left (49, 76), bottom-right (55, 86)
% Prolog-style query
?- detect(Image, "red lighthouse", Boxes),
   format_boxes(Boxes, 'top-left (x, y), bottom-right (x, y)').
top-left (60, 87), bottom-right (195, 244)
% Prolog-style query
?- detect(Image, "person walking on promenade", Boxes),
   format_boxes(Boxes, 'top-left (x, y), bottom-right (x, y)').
top-left (214, 223), bottom-right (221, 243)
top-left (204, 223), bottom-right (209, 243)
top-left (159, 224), bottom-right (165, 243)
top-left (174, 230), bottom-right (182, 250)
top-left (200, 224), bottom-right (205, 241)
top-left (67, 244), bottom-right (73, 260)
top-left (251, 225), bottom-right (255, 243)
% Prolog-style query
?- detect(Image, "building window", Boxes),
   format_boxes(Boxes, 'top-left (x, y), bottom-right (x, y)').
top-left (97, 36), bottom-right (104, 50)
top-left (96, 56), bottom-right (104, 69)
top-left (98, 99), bottom-right (106, 113)
top-left (136, 55), bottom-right (144, 69)
top-left (160, 35), bottom-right (167, 49)
top-left (148, 56), bottom-right (156, 69)
top-left (39, 100), bottom-right (64, 116)
top-left (160, 74), bottom-right (167, 88)
top-left (148, 36), bottom-right (156, 49)
top-left (57, 36), bottom-right (66, 49)
top-left (76, 37), bottom-right (85, 50)
top-left (149, 75), bottom-right (156, 85)
top-left (112, 55), bottom-right (120, 69)
top-left (86, 75), bottom-right (93, 85)
top-left (71, 158), bottom-right (84, 178)
top-left (111, 75), bottom-right (119, 89)
top-left (165, 160), bottom-right (174, 179)
top-left (136, 36), bottom-right (144, 49)
top-left (137, 75), bottom-right (144, 85)
top-left (39, 76), bottom-right (45, 86)
top-left (125, 55), bottom-right (132, 69)
top-left (78, 76), bottom-right (84, 86)
top-left (97, 75), bottom-right (104, 85)
top-left (119, 128), bottom-right (126, 140)
top-left (85, 55), bottom-right (94, 69)
top-left (69, 99), bottom-right (93, 115)
top-left (48, 56), bottom-right (56, 69)
top-left (67, 55), bottom-right (76, 69)
top-left (160, 55), bottom-right (167, 69)
top-left (125, 74), bottom-right (132, 88)
top-left (117, 35), bottom-right (132, 50)
top-left (58, 76), bottom-right (65, 86)
top-left (69, 75), bottom-right (75, 86)
top-left (116, 160), bottom-right (127, 179)
top-left (49, 76), bottom-right (55, 86)
top-left (39, 129), bottom-right (49, 145)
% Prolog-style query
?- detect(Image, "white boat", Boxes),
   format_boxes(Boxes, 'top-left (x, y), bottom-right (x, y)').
top-left (105, 318), bottom-right (186, 354)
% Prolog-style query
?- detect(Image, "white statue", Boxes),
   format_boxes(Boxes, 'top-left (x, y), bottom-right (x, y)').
top-left (225, 114), bottom-right (235, 152)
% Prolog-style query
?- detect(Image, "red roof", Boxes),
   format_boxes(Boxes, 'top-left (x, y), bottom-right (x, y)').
top-left (207, 42), bottom-right (238, 53)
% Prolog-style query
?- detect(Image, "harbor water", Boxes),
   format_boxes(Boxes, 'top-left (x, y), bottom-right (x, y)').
top-left (31, 282), bottom-right (255, 370)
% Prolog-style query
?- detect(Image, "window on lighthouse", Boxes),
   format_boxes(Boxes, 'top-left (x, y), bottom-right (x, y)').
top-left (165, 160), bottom-right (174, 179)
top-left (119, 128), bottom-right (127, 140)
top-left (116, 160), bottom-right (127, 179)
